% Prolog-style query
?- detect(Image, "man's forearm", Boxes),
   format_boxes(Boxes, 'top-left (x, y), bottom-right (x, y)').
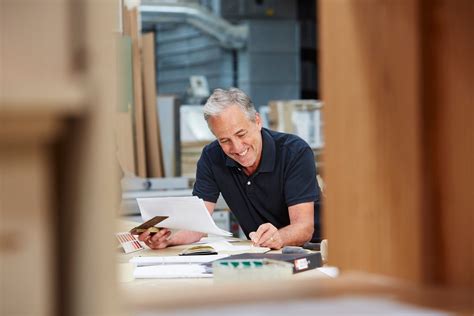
top-left (167, 230), bottom-right (206, 246)
top-left (278, 223), bottom-right (314, 247)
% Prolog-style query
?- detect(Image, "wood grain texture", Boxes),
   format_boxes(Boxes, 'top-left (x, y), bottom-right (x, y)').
top-left (142, 32), bottom-right (164, 178)
top-left (422, 0), bottom-right (474, 287)
top-left (123, 8), bottom-right (147, 177)
top-left (0, 142), bottom-right (55, 316)
top-left (320, 0), bottom-right (425, 282)
top-left (320, 0), bottom-right (473, 287)
top-left (2, 0), bottom-right (121, 315)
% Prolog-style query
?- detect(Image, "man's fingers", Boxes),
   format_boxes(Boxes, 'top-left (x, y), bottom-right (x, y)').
top-left (249, 232), bottom-right (257, 245)
top-left (147, 230), bottom-right (171, 249)
top-left (252, 223), bottom-right (274, 245)
top-left (149, 228), bottom-right (169, 242)
top-left (137, 231), bottom-right (150, 241)
top-left (259, 230), bottom-right (275, 246)
top-left (149, 229), bottom-right (171, 243)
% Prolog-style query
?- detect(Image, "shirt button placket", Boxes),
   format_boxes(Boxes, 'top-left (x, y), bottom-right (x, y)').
top-left (246, 179), bottom-right (254, 198)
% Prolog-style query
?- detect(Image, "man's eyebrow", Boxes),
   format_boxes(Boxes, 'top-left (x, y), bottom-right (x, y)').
top-left (218, 129), bottom-right (247, 141)
top-left (234, 129), bottom-right (246, 135)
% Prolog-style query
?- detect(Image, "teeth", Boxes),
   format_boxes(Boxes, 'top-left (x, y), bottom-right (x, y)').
top-left (238, 149), bottom-right (248, 156)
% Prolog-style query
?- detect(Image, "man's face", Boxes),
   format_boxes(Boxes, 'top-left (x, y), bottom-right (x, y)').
top-left (208, 104), bottom-right (263, 173)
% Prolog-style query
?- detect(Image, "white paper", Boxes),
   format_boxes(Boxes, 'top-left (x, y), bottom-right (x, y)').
top-left (206, 241), bottom-right (270, 254)
top-left (137, 196), bottom-right (232, 236)
top-left (316, 266), bottom-right (340, 278)
top-left (191, 236), bottom-right (240, 245)
top-left (133, 264), bottom-right (212, 279)
top-left (129, 254), bottom-right (229, 266)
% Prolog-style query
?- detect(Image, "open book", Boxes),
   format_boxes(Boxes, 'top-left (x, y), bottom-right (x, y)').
top-left (137, 196), bottom-right (232, 236)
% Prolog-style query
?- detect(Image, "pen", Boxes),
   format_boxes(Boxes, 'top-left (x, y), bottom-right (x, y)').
top-left (179, 251), bottom-right (218, 256)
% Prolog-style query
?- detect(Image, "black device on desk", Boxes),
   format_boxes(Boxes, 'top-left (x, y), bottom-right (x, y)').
top-left (282, 242), bottom-right (321, 254)
top-left (179, 245), bottom-right (218, 256)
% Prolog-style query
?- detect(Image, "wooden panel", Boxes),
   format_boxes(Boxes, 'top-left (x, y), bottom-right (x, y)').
top-left (123, 7), bottom-right (147, 177)
top-left (0, 144), bottom-right (55, 316)
top-left (1, 0), bottom-right (121, 315)
top-left (116, 36), bottom-right (136, 175)
top-left (59, 1), bottom-right (121, 315)
top-left (142, 32), bottom-right (164, 178)
top-left (115, 111), bottom-right (136, 175)
top-left (0, 0), bottom-right (71, 93)
top-left (423, 0), bottom-right (474, 287)
top-left (320, 1), bottom-right (425, 281)
top-left (320, 0), bottom-right (474, 287)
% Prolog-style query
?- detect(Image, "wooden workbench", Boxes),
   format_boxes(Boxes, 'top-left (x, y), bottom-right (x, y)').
top-left (116, 219), bottom-right (472, 315)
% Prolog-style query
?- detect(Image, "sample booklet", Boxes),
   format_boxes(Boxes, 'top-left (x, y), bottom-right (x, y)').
top-left (137, 196), bottom-right (232, 236)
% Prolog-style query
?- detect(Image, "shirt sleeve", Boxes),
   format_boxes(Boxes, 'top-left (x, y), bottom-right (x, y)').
top-left (284, 146), bottom-right (320, 206)
top-left (192, 147), bottom-right (220, 203)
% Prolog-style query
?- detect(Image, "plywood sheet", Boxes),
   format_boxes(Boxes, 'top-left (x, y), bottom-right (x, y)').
top-left (142, 32), bottom-right (164, 178)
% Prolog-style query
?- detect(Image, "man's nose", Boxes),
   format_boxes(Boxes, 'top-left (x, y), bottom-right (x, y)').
top-left (231, 139), bottom-right (244, 153)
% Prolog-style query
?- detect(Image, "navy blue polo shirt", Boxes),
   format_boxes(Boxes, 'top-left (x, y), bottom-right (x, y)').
top-left (192, 128), bottom-right (322, 242)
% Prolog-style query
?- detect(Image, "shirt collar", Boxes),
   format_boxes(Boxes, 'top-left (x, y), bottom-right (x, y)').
top-left (224, 128), bottom-right (276, 173)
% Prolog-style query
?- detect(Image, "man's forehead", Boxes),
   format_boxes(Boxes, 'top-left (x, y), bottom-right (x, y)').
top-left (209, 121), bottom-right (253, 137)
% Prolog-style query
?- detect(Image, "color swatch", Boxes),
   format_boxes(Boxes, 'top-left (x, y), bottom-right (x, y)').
top-left (116, 232), bottom-right (144, 253)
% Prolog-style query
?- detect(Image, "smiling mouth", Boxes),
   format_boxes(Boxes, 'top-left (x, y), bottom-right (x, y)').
top-left (236, 148), bottom-right (248, 157)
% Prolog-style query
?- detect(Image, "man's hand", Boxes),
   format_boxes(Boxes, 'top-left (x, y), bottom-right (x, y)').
top-left (137, 202), bottom-right (215, 250)
top-left (248, 202), bottom-right (315, 249)
top-left (138, 228), bottom-right (172, 249)
top-left (249, 223), bottom-right (284, 250)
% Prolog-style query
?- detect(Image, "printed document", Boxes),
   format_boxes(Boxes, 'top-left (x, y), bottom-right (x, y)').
top-left (130, 254), bottom-right (229, 266)
top-left (137, 196), bottom-right (232, 236)
top-left (134, 264), bottom-right (212, 279)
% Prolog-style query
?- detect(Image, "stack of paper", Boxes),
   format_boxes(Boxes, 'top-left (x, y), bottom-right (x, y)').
top-left (130, 254), bottom-right (228, 279)
top-left (134, 264), bottom-right (212, 279)
top-left (130, 254), bottom-right (229, 266)
top-left (205, 241), bottom-right (270, 254)
top-left (137, 196), bottom-right (232, 236)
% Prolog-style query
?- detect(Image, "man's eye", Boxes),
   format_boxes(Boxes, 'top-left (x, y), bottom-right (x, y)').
top-left (220, 139), bottom-right (229, 144)
top-left (237, 133), bottom-right (246, 138)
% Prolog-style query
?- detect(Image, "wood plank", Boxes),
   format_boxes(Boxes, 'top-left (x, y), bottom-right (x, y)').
top-left (115, 36), bottom-right (136, 175)
top-left (1, 1), bottom-right (120, 315)
top-left (0, 144), bottom-right (55, 316)
top-left (123, 7), bottom-right (147, 177)
top-left (320, 0), bottom-right (474, 287)
top-left (320, 1), bottom-right (425, 281)
top-left (422, 0), bottom-right (474, 287)
top-left (142, 32), bottom-right (164, 178)
top-left (115, 111), bottom-right (136, 175)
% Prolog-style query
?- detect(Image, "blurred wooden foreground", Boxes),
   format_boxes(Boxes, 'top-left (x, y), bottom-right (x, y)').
top-left (0, 0), bottom-right (472, 315)
top-left (0, 1), bottom-right (120, 315)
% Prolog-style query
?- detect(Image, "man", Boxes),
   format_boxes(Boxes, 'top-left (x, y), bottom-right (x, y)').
top-left (139, 88), bottom-right (321, 250)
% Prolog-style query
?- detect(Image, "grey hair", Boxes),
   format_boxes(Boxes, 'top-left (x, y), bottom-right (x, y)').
top-left (203, 87), bottom-right (257, 123)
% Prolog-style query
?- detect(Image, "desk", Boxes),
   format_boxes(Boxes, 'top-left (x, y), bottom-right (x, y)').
top-left (117, 239), bottom-right (331, 289)
top-left (116, 220), bottom-right (473, 315)
top-left (117, 219), bottom-right (331, 295)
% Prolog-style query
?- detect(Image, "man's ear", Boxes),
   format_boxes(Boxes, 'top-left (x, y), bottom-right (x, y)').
top-left (255, 113), bottom-right (263, 130)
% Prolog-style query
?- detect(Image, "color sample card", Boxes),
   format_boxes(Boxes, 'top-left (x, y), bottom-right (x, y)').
top-left (116, 232), bottom-right (144, 253)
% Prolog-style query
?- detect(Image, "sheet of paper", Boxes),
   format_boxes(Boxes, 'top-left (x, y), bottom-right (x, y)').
top-left (133, 264), bottom-right (212, 279)
top-left (137, 196), bottom-right (232, 236)
top-left (129, 254), bottom-right (229, 266)
top-left (191, 236), bottom-right (240, 245)
top-left (316, 266), bottom-right (340, 278)
top-left (206, 241), bottom-right (270, 254)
